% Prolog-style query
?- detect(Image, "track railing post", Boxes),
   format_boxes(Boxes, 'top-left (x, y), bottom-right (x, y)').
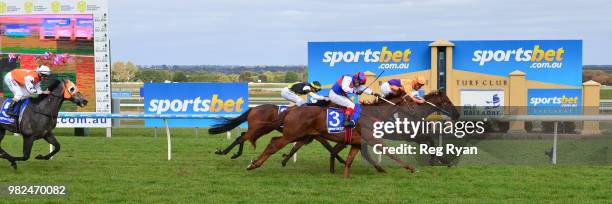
top-left (552, 121), bottom-right (558, 165)
top-left (165, 119), bottom-right (171, 161)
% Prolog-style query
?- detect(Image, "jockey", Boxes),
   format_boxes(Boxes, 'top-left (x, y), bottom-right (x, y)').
top-left (380, 76), bottom-right (426, 104)
top-left (281, 81), bottom-right (328, 106)
top-left (329, 72), bottom-right (380, 127)
top-left (3, 65), bottom-right (52, 115)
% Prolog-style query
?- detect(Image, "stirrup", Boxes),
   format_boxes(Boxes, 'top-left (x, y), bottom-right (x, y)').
top-left (7, 102), bottom-right (18, 116)
top-left (343, 120), bottom-right (355, 127)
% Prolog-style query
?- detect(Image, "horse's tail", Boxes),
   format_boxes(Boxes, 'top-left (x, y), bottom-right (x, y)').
top-left (208, 109), bottom-right (251, 134)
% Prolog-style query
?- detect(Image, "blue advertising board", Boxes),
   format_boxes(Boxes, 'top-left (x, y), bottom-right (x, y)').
top-left (143, 83), bottom-right (248, 127)
top-left (308, 41), bottom-right (431, 86)
top-left (453, 40), bottom-right (582, 87)
top-left (527, 89), bottom-right (581, 115)
top-left (112, 91), bottom-right (132, 98)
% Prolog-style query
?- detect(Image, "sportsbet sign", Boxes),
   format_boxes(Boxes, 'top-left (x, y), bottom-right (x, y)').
top-left (528, 89), bottom-right (581, 115)
top-left (308, 41), bottom-right (431, 86)
top-left (453, 40), bottom-right (582, 87)
top-left (143, 83), bottom-right (248, 127)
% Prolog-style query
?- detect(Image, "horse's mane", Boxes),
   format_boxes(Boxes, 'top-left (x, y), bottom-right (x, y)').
top-left (47, 78), bottom-right (62, 90)
top-left (30, 79), bottom-right (62, 103)
top-left (423, 89), bottom-right (446, 100)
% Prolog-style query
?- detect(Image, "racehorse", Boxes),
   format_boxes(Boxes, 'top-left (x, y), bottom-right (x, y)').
top-left (208, 103), bottom-right (346, 164)
top-left (0, 79), bottom-right (88, 169)
top-left (246, 91), bottom-right (459, 178)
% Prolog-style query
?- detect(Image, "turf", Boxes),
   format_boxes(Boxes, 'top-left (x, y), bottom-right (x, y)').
top-left (0, 128), bottom-right (610, 203)
top-left (602, 89), bottom-right (612, 100)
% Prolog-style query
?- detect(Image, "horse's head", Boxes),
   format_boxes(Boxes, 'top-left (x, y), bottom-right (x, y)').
top-left (52, 79), bottom-right (88, 107)
top-left (423, 90), bottom-right (460, 120)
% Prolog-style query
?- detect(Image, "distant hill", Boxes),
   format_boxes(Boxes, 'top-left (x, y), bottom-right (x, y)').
top-left (584, 65), bottom-right (612, 70)
top-left (137, 65), bottom-right (306, 74)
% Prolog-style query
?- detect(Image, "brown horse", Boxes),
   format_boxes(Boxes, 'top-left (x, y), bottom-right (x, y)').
top-left (246, 91), bottom-right (459, 178)
top-left (279, 95), bottom-right (413, 167)
top-left (208, 103), bottom-right (346, 164)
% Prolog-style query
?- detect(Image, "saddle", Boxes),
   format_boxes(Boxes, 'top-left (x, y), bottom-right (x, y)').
top-left (0, 98), bottom-right (30, 127)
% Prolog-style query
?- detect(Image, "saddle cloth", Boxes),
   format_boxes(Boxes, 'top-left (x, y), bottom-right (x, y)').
top-left (0, 98), bottom-right (30, 125)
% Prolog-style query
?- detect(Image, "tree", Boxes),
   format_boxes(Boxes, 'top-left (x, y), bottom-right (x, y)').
top-left (284, 71), bottom-right (299, 83)
top-left (257, 74), bottom-right (268, 82)
top-left (172, 71), bottom-right (188, 82)
top-left (227, 74), bottom-right (240, 82)
top-left (239, 71), bottom-right (253, 82)
top-left (135, 69), bottom-right (172, 82)
top-left (273, 72), bottom-right (285, 82)
top-left (111, 61), bottom-right (137, 82)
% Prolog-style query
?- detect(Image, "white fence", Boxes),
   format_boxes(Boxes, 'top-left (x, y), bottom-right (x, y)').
top-left (57, 113), bottom-right (611, 165)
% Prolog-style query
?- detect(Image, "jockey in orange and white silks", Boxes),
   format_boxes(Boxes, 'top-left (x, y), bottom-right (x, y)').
top-left (380, 76), bottom-right (426, 104)
top-left (281, 81), bottom-right (328, 106)
top-left (329, 72), bottom-right (380, 127)
top-left (3, 65), bottom-right (52, 115)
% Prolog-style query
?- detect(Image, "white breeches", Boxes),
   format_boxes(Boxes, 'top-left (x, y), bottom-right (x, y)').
top-left (329, 90), bottom-right (355, 109)
top-left (3, 73), bottom-right (28, 101)
top-left (281, 87), bottom-right (306, 106)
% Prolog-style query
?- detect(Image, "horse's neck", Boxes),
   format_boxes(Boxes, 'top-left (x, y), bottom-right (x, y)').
top-left (33, 92), bottom-right (63, 115)
top-left (415, 104), bottom-right (437, 118)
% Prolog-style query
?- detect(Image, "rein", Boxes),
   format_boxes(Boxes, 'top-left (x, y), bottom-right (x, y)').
top-left (33, 90), bottom-right (64, 118)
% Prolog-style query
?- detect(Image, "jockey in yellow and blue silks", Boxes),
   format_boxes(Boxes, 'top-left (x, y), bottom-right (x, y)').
top-left (281, 81), bottom-right (328, 106)
top-left (329, 72), bottom-right (380, 127)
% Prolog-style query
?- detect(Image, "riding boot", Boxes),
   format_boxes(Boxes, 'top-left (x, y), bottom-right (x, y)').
top-left (342, 113), bottom-right (355, 127)
top-left (7, 100), bottom-right (18, 116)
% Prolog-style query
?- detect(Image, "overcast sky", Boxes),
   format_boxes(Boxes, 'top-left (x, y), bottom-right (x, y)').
top-left (109, 0), bottom-right (612, 65)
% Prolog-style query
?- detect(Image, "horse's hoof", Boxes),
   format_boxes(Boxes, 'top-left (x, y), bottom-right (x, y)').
top-left (35, 155), bottom-right (48, 160)
top-left (246, 160), bottom-right (258, 170)
top-left (10, 162), bottom-right (17, 170)
top-left (281, 160), bottom-right (288, 167)
top-left (214, 149), bottom-right (224, 155)
top-left (230, 153), bottom-right (241, 159)
top-left (246, 164), bottom-right (257, 171)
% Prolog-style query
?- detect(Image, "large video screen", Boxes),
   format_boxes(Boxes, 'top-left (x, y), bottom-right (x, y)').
top-left (0, 14), bottom-right (95, 112)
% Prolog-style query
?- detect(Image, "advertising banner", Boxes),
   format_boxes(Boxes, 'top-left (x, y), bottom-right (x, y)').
top-left (460, 90), bottom-right (505, 117)
top-left (528, 89), bottom-right (581, 115)
top-left (143, 83), bottom-right (248, 127)
top-left (0, 0), bottom-right (111, 127)
top-left (453, 40), bottom-right (582, 87)
top-left (308, 41), bottom-right (431, 86)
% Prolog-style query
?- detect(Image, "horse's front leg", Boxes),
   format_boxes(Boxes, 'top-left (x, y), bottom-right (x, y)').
top-left (36, 132), bottom-right (60, 160)
top-left (14, 136), bottom-right (34, 162)
top-left (0, 129), bottom-right (18, 169)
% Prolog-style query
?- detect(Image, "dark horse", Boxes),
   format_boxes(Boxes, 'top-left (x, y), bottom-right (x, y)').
top-left (246, 91), bottom-right (459, 178)
top-left (0, 79), bottom-right (88, 169)
top-left (208, 103), bottom-right (346, 164)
